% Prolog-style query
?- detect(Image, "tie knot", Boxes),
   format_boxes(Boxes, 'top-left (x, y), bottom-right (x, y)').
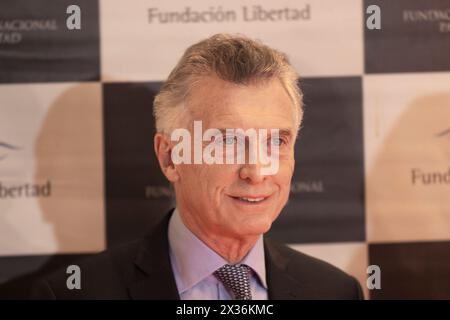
top-left (213, 264), bottom-right (252, 300)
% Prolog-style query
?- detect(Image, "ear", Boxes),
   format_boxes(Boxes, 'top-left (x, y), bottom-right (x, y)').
top-left (154, 133), bottom-right (180, 183)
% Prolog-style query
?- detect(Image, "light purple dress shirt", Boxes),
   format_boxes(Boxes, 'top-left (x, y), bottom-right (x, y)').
top-left (168, 208), bottom-right (268, 300)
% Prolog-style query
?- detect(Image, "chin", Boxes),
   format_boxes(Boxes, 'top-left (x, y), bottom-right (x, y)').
top-left (235, 219), bottom-right (273, 237)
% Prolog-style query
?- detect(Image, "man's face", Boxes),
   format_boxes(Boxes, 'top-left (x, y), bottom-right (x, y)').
top-left (172, 75), bottom-right (298, 239)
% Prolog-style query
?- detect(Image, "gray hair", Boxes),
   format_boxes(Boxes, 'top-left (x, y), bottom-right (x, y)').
top-left (153, 33), bottom-right (303, 134)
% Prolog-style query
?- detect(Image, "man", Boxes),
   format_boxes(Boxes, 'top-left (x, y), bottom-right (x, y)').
top-left (32, 34), bottom-right (363, 300)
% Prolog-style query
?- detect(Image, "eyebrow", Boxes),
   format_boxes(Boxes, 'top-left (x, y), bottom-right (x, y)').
top-left (214, 128), bottom-right (294, 137)
top-left (278, 129), bottom-right (294, 138)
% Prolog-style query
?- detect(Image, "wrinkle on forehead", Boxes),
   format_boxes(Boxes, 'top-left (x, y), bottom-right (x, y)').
top-left (184, 75), bottom-right (296, 131)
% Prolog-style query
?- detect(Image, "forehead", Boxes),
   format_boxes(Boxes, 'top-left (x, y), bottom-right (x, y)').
top-left (186, 75), bottom-right (296, 131)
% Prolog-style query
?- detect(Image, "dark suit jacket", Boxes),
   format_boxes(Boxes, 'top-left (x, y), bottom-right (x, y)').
top-left (31, 211), bottom-right (364, 300)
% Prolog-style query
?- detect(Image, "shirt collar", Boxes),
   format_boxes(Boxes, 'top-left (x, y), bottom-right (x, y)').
top-left (168, 208), bottom-right (267, 294)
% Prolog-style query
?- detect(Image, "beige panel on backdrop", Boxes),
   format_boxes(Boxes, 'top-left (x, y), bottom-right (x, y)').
top-left (364, 73), bottom-right (450, 243)
top-left (100, 0), bottom-right (363, 81)
top-left (0, 83), bottom-right (105, 256)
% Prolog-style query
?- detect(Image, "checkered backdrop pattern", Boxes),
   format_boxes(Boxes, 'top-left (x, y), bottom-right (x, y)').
top-left (1, 0), bottom-right (449, 299)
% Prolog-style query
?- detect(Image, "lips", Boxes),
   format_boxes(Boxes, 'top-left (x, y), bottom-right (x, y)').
top-left (229, 194), bottom-right (271, 204)
top-left (238, 197), bottom-right (265, 202)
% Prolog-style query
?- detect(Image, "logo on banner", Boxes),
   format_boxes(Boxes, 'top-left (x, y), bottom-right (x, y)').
top-left (145, 185), bottom-right (173, 199)
top-left (290, 180), bottom-right (325, 194)
top-left (403, 7), bottom-right (450, 33)
top-left (0, 19), bottom-right (58, 45)
top-left (410, 127), bottom-right (450, 186)
top-left (0, 141), bottom-right (52, 199)
top-left (0, 4), bottom-right (83, 44)
top-left (0, 141), bottom-right (20, 161)
top-left (147, 4), bottom-right (311, 24)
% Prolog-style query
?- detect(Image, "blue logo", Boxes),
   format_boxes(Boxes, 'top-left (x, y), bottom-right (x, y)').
top-left (0, 141), bottom-right (20, 161)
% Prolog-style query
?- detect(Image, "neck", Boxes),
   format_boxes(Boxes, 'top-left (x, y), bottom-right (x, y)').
top-left (178, 209), bottom-right (259, 264)
top-left (206, 233), bottom-right (259, 264)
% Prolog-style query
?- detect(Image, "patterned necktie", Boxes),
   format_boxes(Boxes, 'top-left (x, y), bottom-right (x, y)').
top-left (214, 264), bottom-right (252, 300)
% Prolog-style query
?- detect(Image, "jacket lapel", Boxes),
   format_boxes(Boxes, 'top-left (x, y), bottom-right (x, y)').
top-left (128, 210), bottom-right (180, 300)
top-left (264, 238), bottom-right (315, 300)
top-left (127, 210), bottom-right (315, 300)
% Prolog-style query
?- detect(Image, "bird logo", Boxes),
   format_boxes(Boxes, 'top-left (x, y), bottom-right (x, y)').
top-left (0, 141), bottom-right (20, 161)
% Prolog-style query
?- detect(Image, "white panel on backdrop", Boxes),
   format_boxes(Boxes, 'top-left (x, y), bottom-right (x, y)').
top-left (364, 73), bottom-right (450, 243)
top-left (100, 0), bottom-right (363, 81)
top-left (289, 242), bottom-right (368, 298)
top-left (0, 83), bottom-right (105, 256)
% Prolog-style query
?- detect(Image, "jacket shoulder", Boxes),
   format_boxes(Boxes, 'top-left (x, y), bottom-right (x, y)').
top-left (267, 240), bottom-right (364, 299)
top-left (31, 239), bottom-right (144, 299)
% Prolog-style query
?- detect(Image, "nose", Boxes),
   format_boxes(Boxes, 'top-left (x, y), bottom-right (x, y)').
top-left (237, 137), bottom-right (271, 184)
top-left (239, 162), bottom-right (266, 184)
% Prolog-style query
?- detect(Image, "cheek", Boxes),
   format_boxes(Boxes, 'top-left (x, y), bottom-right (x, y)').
top-left (177, 165), bottom-right (198, 186)
top-left (193, 165), bottom-right (237, 198)
top-left (177, 165), bottom-right (210, 200)
top-left (274, 158), bottom-right (295, 197)
top-left (206, 164), bottom-right (238, 183)
top-left (278, 155), bottom-right (295, 178)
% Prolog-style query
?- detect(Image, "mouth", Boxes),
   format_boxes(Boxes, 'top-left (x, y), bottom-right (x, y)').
top-left (228, 194), bottom-right (271, 205)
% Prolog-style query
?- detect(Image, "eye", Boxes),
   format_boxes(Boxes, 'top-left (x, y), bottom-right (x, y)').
top-left (270, 137), bottom-right (285, 147)
top-left (224, 136), bottom-right (237, 145)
